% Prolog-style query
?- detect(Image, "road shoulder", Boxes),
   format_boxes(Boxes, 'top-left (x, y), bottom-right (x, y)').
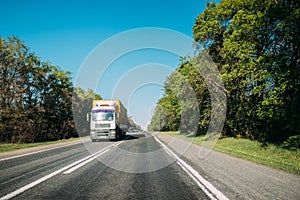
top-left (0, 138), bottom-right (88, 160)
top-left (156, 132), bottom-right (300, 200)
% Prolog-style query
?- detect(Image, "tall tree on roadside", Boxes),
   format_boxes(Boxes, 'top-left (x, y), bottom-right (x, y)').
top-left (193, 0), bottom-right (300, 142)
top-left (0, 36), bottom-right (76, 143)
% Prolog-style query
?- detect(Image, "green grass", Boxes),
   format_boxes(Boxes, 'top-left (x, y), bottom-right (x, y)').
top-left (0, 137), bottom-right (81, 153)
top-left (161, 131), bottom-right (300, 175)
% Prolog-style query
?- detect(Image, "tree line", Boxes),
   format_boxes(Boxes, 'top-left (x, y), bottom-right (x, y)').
top-left (0, 36), bottom-right (100, 143)
top-left (149, 0), bottom-right (300, 144)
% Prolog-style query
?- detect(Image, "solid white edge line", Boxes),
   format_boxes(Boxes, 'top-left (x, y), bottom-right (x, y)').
top-left (0, 142), bottom-right (119, 200)
top-left (0, 155), bottom-right (88, 200)
top-left (0, 141), bottom-right (84, 162)
top-left (176, 161), bottom-right (217, 200)
top-left (153, 136), bottom-right (229, 200)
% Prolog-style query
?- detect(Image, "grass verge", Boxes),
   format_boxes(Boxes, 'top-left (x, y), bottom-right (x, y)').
top-left (161, 131), bottom-right (300, 175)
top-left (0, 137), bottom-right (81, 153)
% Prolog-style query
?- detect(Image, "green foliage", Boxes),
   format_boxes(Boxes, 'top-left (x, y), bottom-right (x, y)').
top-left (282, 135), bottom-right (300, 150)
top-left (215, 137), bottom-right (300, 174)
top-left (150, 0), bottom-right (300, 145)
top-left (148, 60), bottom-right (211, 136)
top-left (0, 36), bottom-right (101, 143)
top-left (192, 0), bottom-right (300, 142)
top-left (72, 87), bottom-right (102, 136)
top-left (161, 131), bottom-right (300, 174)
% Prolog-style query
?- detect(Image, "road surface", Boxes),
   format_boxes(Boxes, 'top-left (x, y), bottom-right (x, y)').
top-left (0, 132), bottom-right (299, 199)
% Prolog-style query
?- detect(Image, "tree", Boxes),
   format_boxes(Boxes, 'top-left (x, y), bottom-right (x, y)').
top-left (148, 60), bottom-right (205, 135)
top-left (72, 87), bottom-right (102, 136)
top-left (0, 36), bottom-right (77, 143)
top-left (193, 0), bottom-right (300, 142)
top-left (150, 0), bottom-right (299, 143)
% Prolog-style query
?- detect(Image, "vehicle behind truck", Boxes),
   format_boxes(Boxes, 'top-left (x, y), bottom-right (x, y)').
top-left (87, 100), bottom-right (129, 141)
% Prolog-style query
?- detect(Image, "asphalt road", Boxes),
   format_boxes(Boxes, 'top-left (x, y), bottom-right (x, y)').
top-left (0, 132), bottom-right (299, 200)
top-left (0, 132), bottom-right (211, 200)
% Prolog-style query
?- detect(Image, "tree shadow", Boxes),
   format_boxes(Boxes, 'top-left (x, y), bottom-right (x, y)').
top-left (123, 133), bottom-right (146, 140)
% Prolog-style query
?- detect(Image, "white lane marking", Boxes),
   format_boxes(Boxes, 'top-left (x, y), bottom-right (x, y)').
top-left (63, 149), bottom-right (110, 174)
top-left (63, 141), bottom-right (123, 174)
top-left (114, 141), bottom-right (124, 146)
top-left (154, 136), bottom-right (229, 200)
top-left (177, 161), bottom-right (217, 200)
top-left (0, 141), bottom-right (122, 200)
top-left (0, 140), bottom-right (88, 162)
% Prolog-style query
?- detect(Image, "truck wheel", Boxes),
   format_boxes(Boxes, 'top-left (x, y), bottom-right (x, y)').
top-left (91, 139), bottom-right (96, 142)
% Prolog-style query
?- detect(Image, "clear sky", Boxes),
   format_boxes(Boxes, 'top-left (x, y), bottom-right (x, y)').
top-left (0, 0), bottom-right (211, 129)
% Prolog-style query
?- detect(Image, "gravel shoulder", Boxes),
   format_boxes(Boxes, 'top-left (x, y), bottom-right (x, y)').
top-left (156, 132), bottom-right (300, 200)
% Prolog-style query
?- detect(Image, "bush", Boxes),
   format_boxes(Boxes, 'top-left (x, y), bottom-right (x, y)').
top-left (282, 135), bottom-right (300, 150)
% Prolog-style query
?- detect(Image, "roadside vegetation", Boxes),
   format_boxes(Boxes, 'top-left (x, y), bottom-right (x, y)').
top-left (162, 131), bottom-right (300, 175)
top-left (1, 0), bottom-right (299, 165)
top-left (0, 137), bottom-right (81, 152)
top-left (0, 36), bottom-right (101, 143)
top-left (149, 1), bottom-right (299, 149)
top-left (0, 37), bottom-right (144, 144)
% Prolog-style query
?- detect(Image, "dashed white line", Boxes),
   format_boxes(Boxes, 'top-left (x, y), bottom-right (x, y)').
top-left (63, 149), bottom-right (110, 174)
top-left (154, 136), bottom-right (229, 200)
top-left (63, 141), bottom-right (123, 174)
top-left (0, 141), bottom-right (123, 200)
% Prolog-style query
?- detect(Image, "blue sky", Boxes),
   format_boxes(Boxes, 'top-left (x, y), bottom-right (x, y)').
top-left (0, 0), bottom-right (211, 129)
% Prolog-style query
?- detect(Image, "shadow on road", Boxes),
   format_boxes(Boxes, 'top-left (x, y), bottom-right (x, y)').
top-left (123, 133), bottom-right (146, 140)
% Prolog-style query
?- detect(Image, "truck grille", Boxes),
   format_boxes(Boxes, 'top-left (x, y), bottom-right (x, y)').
top-left (95, 123), bottom-right (110, 128)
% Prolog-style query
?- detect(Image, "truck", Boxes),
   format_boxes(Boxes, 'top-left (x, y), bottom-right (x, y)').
top-left (88, 100), bottom-right (129, 141)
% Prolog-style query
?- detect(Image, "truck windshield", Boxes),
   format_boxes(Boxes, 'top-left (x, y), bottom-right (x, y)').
top-left (91, 109), bottom-right (114, 121)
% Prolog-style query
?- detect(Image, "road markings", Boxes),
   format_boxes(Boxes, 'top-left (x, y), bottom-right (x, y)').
top-left (63, 149), bottom-right (110, 174)
top-left (154, 136), bottom-right (229, 200)
top-left (0, 141), bottom-right (85, 162)
top-left (63, 141), bottom-right (123, 174)
top-left (0, 141), bottom-right (123, 200)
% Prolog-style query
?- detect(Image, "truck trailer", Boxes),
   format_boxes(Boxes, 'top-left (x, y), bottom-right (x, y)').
top-left (88, 100), bottom-right (129, 141)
